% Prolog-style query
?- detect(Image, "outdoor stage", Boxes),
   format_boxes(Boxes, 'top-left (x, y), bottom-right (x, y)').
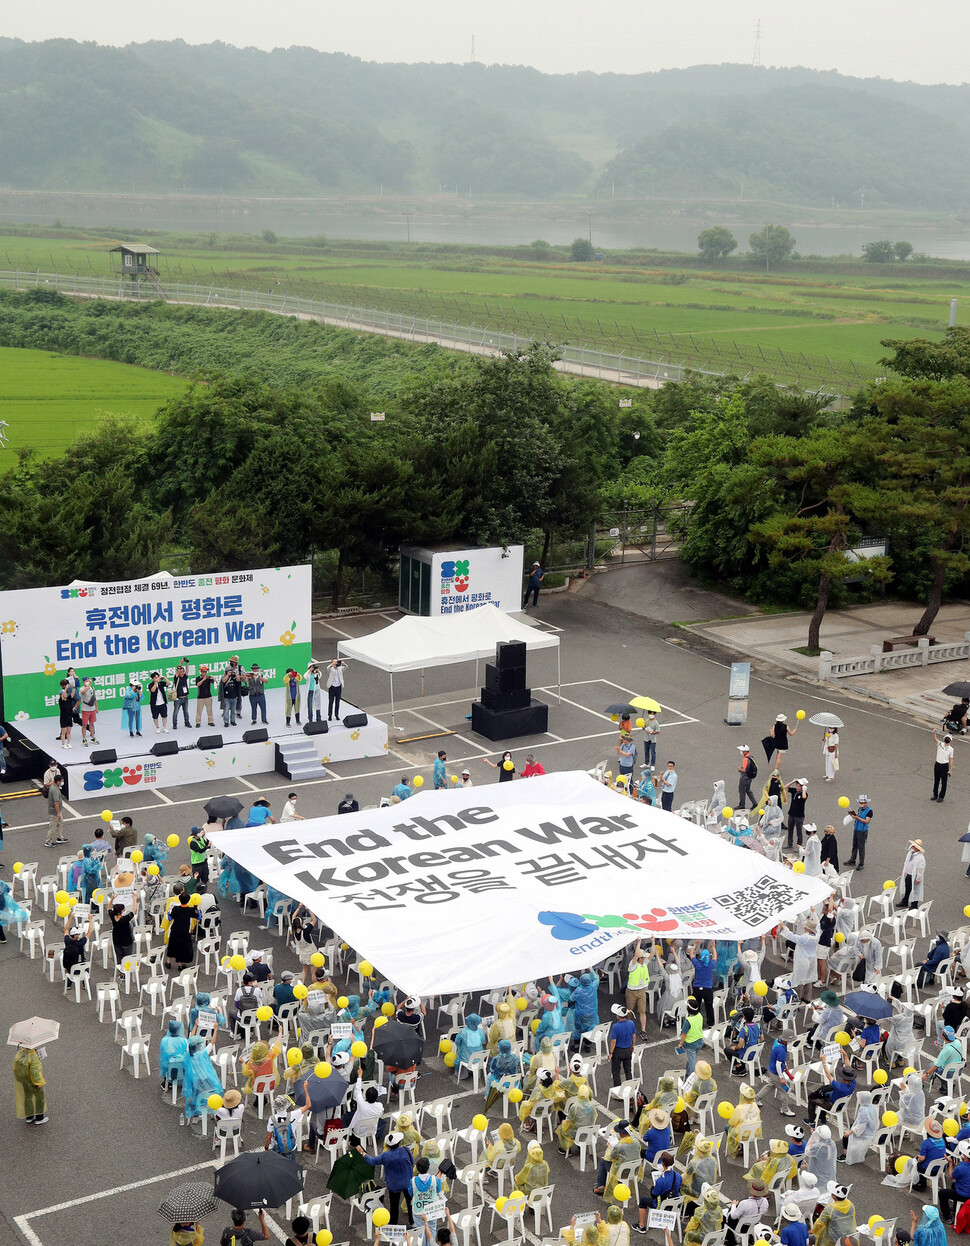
top-left (14, 688), bottom-right (388, 803)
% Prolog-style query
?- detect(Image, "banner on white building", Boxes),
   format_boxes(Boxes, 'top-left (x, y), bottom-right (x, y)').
top-left (212, 772), bottom-right (831, 997)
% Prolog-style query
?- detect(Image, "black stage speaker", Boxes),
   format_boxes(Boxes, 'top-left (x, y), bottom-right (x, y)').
top-left (90, 748), bottom-right (117, 765)
top-left (151, 740), bottom-right (179, 757)
top-left (342, 712), bottom-right (368, 729)
top-left (303, 720), bottom-right (329, 735)
top-left (480, 686), bottom-right (532, 712)
top-left (496, 639), bottom-right (527, 671)
top-left (243, 727), bottom-right (269, 744)
top-left (484, 663), bottom-right (525, 696)
top-left (197, 734), bottom-right (224, 750)
top-left (471, 700), bottom-right (548, 741)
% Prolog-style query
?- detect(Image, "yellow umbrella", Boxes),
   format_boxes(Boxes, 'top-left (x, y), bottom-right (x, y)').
top-left (630, 695), bottom-right (662, 713)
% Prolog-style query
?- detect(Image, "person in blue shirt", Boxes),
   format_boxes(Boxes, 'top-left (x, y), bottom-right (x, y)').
top-left (641, 1108), bottom-right (672, 1163)
top-left (688, 942), bottom-right (716, 1026)
top-left (765, 1036), bottom-right (796, 1116)
top-left (358, 1132), bottom-right (415, 1225)
top-left (807, 1054), bottom-right (856, 1123)
top-left (247, 799), bottom-right (275, 827)
top-left (391, 777), bottom-right (413, 801)
top-left (637, 1150), bottom-right (681, 1233)
top-left (915, 1118), bottom-right (947, 1190)
top-left (659, 761), bottom-right (678, 812)
top-left (432, 750), bottom-right (447, 790)
top-left (845, 794), bottom-right (873, 871)
top-left (608, 1005), bottom-right (637, 1084)
top-left (780, 1204), bottom-right (810, 1246)
top-left (726, 1007), bottom-right (761, 1073)
top-left (785, 1123), bottom-right (807, 1157)
top-left (939, 1142), bottom-right (970, 1223)
top-left (918, 931), bottom-right (952, 990)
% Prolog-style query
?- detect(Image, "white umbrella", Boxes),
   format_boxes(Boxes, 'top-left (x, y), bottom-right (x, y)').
top-left (7, 1017), bottom-right (60, 1048)
top-left (809, 712), bottom-right (844, 729)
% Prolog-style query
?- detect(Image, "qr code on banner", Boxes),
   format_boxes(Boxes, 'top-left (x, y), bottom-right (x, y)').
top-left (714, 874), bottom-right (807, 927)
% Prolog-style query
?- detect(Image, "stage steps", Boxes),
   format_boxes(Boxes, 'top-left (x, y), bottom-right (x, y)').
top-left (275, 737), bottom-right (324, 781)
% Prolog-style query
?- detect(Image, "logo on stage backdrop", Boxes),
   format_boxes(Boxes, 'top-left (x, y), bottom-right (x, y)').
top-left (440, 559), bottom-right (471, 597)
top-left (82, 762), bottom-right (161, 791)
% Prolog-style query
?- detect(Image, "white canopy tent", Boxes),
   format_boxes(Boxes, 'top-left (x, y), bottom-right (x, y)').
top-left (337, 603), bottom-right (561, 726)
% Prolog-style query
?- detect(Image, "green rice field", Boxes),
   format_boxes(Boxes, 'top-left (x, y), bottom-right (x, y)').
top-left (0, 346), bottom-right (187, 455)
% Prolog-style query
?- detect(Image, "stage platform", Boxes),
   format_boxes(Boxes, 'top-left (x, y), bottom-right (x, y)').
top-left (13, 689), bottom-right (388, 802)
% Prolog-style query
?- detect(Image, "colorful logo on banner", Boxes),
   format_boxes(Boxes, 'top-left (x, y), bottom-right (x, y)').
top-left (440, 559), bottom-right (471, 597)
top-left (539, 904), bottom-right (721, 942)
top-left (82, 763), bottom-right (161, 791)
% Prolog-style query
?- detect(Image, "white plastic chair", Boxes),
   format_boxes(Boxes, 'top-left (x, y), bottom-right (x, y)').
top-left (420, 1096), bottom-right (456, 1134)
top-left (97, 982), bottom-right (121, 1022)
top-left (14, 861), bottom-right (38, 901)
top-left (120, 1033), bottom-right (152, 1078)
top-left (248, 1072), bottom-right (277, 1119)
top-left (36, 874), bottom-right (58, 911)
top-left (213, 1116), bottom-right (242, 1163)
top-left (527, 1185), bottom-right (554, 1234)
top-left (115, 1007), bottom-right (144, 1044)
top-left (608, 1078), bottom-right (640, 1120)
top-left (295, 1195), bottom-right (332, 1236)
top-left (19, 919), bottom-right (46, 959)
top-left (573, 1125), bottom-right (599, 1172)
top-left (63, 962), bottom-right (92, 1002)
top-left (488, 1190), bottom-right (526, 1238)
top-left (453, 1205), bottom-right (483, 1246)
top-left (458, 1050), bottom-right (488, 1091)
top-left (530, 1098), bottom-right (557, 1144)
top-left (212, 1044), bottom-right (240, 1088)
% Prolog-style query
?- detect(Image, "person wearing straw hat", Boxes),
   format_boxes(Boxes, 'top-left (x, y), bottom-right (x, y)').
top-left (641, 1108), bottom-right (672, 1163)
top-left (779, 1204), bottom-right (809, 1246)
top-left (899, 839), bottom-right (926, 909)
top-left (914, 1118), bottom-right (947, 1191)
top-left (768, 712), bottom-right (796, 767)
top-left (724, 1176), bottom-right (769, 1246)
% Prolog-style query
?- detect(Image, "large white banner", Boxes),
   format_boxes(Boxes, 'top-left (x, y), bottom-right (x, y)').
top-left (212, 772), bottom-right (831, 997)
top-left (0, 565), bottom-right (311, 721)
top-left (431, 545), bottom-right (524, 617)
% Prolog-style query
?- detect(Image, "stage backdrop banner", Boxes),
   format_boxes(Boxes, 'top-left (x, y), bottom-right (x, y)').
top-left (211, 771), bottom-right (832, 997)
top-left (0, 565), bottom-right (311, 722)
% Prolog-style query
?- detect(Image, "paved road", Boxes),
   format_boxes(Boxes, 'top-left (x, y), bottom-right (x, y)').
top-left (0, 592), bottom-right (964, 1245)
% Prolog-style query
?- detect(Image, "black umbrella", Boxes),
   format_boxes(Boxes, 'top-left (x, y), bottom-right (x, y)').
top-left (604, 703), bottom-right (636, 716)
top-left (158, 1182), bottom-right (219, 1223)
top-left (327, 1149), bottom-right (375, 1201)
top-left (942, 681), bottom-right (970, 699)
top-left (213, 1151), bottom-right (305, 1210)
top-left (843, 990), bottom-right (894, 1021)
top-left (371, 1019), bottom-right (424, 1067)
top-left (203, 795), bottom-right (244, 820)
top-left (300, 1067), bottom-right (350, 1114)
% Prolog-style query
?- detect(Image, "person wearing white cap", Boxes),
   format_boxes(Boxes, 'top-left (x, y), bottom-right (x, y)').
top-left (736, 745), bottom-right (759, 810)
top-left (784, 779), bottom-right (808, 848)
top-left (779, 1204), bottom-right (809, 1246)
top-left (845, 794), bottom-right (873, 872)
top-left (899, 839), bottom-right (926, 909)
top-left (523, 561), bottom-right (545, 610)
top-left (768, 712), bottom-right (796, 767)
top-left (932, 728), bottom-right (955, 802)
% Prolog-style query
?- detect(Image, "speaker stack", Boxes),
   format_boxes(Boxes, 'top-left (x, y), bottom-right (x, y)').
top-left (471, 639), bottom-right (548, 741)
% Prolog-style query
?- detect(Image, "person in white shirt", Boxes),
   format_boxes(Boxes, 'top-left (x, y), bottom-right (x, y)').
top-left (932, 729), bottom-right (954, 802)
top-left (460, 769), bottom-right (474, 788)
top-left (347, 1067), bottom-right (387, 1142)
top-left (281, 793), bottom-right (303, 822)
top-left (195, 885), bottom-right (218, 916)
top-left (326, 659), bottom-right (347, 721)
top-left (215, 1088), bottom-right (245, 1123)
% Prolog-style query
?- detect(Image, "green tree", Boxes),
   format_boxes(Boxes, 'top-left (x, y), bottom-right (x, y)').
top-left (697, 226), bottom-right (738, 262)
top-left (894, 240), bottom-right (913, 261)
top-left (862, 240), bottom-right (897, 263)
top-left (570, 237), bottom-right (595, 262)
top-left (748, 225), bottom-right (796, 267)
top-left (880, 326), bottom-right (970, 382)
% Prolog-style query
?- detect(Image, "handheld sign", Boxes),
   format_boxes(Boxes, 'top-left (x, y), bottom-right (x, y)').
top-left (331, 1022), bottom-right (353, 1040)
top-left (649, 1210), bottom-right (678, 1231)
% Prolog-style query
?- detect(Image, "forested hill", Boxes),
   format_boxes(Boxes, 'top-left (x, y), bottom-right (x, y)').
top-left (2, 37), bottom-right (970, 207)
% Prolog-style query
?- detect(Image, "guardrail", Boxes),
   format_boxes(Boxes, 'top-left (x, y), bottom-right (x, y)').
top-left (819, 632), bottom-right (970, 678)
top-left (0, 268), bottom-right (854, 403)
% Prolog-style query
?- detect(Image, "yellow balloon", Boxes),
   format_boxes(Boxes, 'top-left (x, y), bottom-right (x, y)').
top-left (439, 1039), bottom-right (453, 1054)
top-left (895, 1156), bottom-right (911, 1175)
top-left (381, 1002), bottom-right (395, 1017)
top-left (752, 980), bottom-right (768, 997)
top-left (722, 806), bottom-right (735, 819)
top-left (834, 931), bottom-right (845, 943)
top-left (56, 903), bottom-right (71, 918)
top-left (229, 954), bottom-right (246, 972)
top-left (792, 861), bottom-right (806, 874)
top-left (875, 1231), bottom-right (885, 1240)
top-left (123, 960), bottom-right (132, 971)
top-left (317, 1232), bottom-right (333, 1246)
top-left (717, 1101), bottom-right (734, 1120)
top-left (964, 905), bottom-right (970, 919)
top-left (207, 1093), bottom-right (223, 1110)
top-left (796, 709), bottom-right (806, 720)
top-left (315, 1062), bottom-right (332, 1079)
top-left (502, 760), bottom-right (514, 771)
top-left (337, 996), bottom-right (350, 1009)
top-left (189, 894), bottom-right (201, 907)
top-left (613, 1183), bottom-right (631, 1202)
top-left (495, 1197), bottom-right (507, 1213)
top-left (255, 1005), bottom-right (273, 1022)
top-left (635, 718), bottom-right (645, 729)
top-left (93, 889), bottom-right (104, 904)
top-left (882, 1110), bottom-right (898, 1127)
top-left (838, 796), bottom-right (850, 809)
top-left (884, 880), bottom-right (895, 891)
top-left (944, 1118), bottom-right (959, 1137)
top-left (287, 1047), bottom-right (303, 1067)
top-left (674, 1097), bottom-right (686, 1113)
top-left (444, 1051), bottom-right (457, 1067)
top-left (130, 849), bottom-right (143, 864)
top-left (311, 952), bottom-right (326, 969)
top-left (868, 1216), bottom-right (884, 1230)
top-left (374, 1016), bottom-right (388, 1029)
top-left (12, 861), bottom-right (23, 874)
top-left (834, 1030), bottom-right (851, 1046)
top-left (54, 890), bottom-right (69, 904)
top-left (610, 715), bottom-right (619, 723)
top-left (351, 1040), bottom-right (367, 1058)
top-left (509, 1087), bottom-right (524, 1102)
top-left (293, 984), bottom-right (308, 1000)
top-left (167, 834), bottom-right (180, 848)
top-left (903, 1065), bottom-right (916, 1076)
top-left (472, 1114), bottom-right (488, 1131)
top-left (755, 1240), bottom-right (771, 1246)
top-left (69, 894), bottom-right (78, 905)
top-left (450, 775), bottom-right (459, 785)
top-left (515, 997), bottom-right (528, 1012)
top-left (961, 1101), bottom-right (968, 1117)
top-left (147, 863), bottom-right (160, 876)
top-left (341, 942), bottom-right (349, 951)
top-left (372, 1209), bottom-right (390, 1228)
top-left (873, 1069), bottom-right (888, 1085)
top-left (359, 961), bottom-right (374, 977)
top-left (530, 1018), bottom-right (540, 1034)
top-left (100, 809), bottom-right (113, 822)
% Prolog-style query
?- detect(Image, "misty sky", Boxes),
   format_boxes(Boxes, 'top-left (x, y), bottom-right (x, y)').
top-left (8, 0), bottom-right (970, 84)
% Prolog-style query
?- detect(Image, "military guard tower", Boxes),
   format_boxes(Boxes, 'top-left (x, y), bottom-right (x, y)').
top-left (109, 243), bottom-right (162, 294)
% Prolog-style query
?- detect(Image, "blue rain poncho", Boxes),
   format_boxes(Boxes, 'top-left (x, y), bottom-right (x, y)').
top-left (160, 1019), bottom-right (189, 1084)
top-left (714, 940), bottom-right (740, 988)
top-left (913, 1207), bottom-right (947, 1246)
top-left (487, 1040), bottom-right (520, 1089)
top-left (216, 855), bottom-right (258, 899)
top-left (570, 971), bottom-right (600, 1039)
top-left (181, 1036), bottom-right (223, 1119)
top-left (141, 834), bottom-right (168, 866)
top-left (78, 847), bottom-right (102, 903)
top-left (0, 878), bottom-right (29, 928)
top-left (188, 992), bottom-right (226, 1036)
top-left (455, 1014), bottom-right (486, 1067)
top-left (535, 996), bottom-right (566, 1044)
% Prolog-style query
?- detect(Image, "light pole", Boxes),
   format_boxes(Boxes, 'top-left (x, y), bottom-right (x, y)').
top-left (764, 223), bottom-right (769, 274)
top-left (403, 211), bottom-right (412, 244)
